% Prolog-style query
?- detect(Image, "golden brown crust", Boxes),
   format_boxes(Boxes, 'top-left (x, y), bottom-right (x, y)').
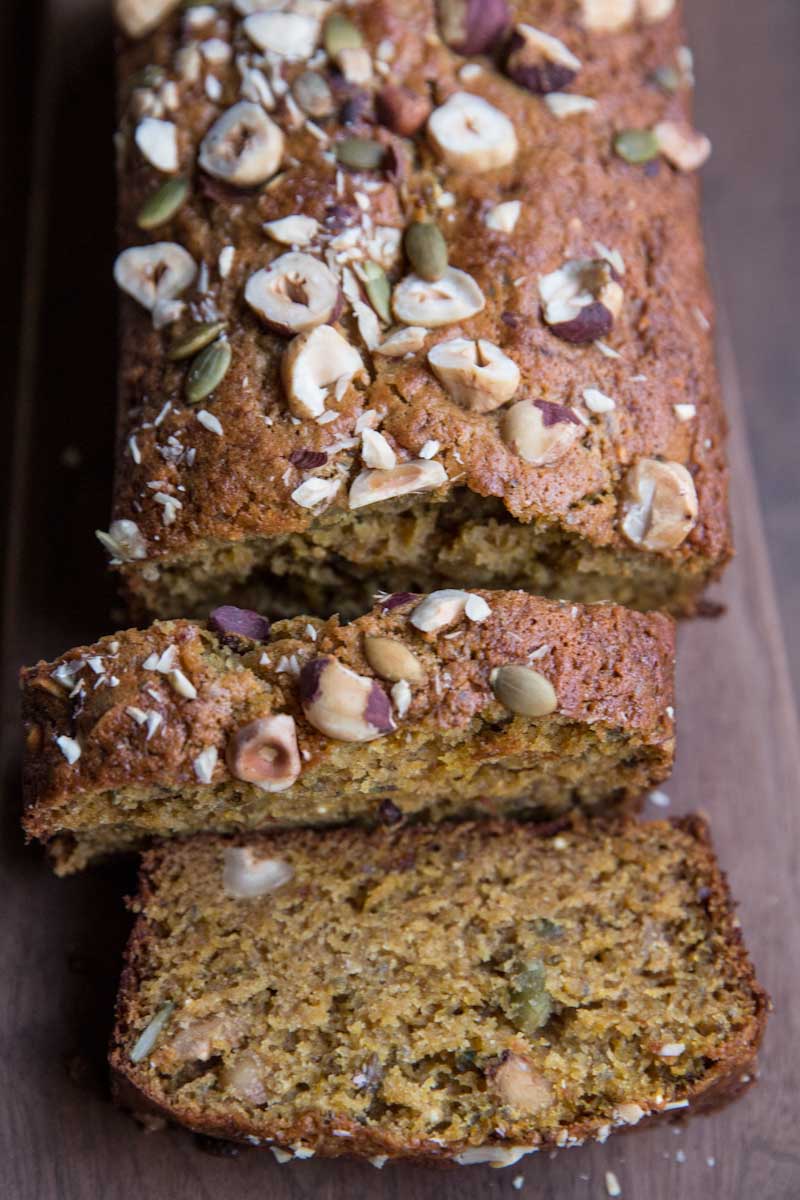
top-left (107, 0), bottom-right (730, 619)
top-left (20, 591), bottom-right (675, 868)
top-left (108, 816), bottom-right (769, 1164)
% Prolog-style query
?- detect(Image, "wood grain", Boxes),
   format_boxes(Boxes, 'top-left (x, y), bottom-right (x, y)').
top-left (2, 2), bottom-right (799, 1198)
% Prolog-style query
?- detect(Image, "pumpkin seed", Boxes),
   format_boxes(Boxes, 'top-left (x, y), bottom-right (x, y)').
top-left (185, 338), bottom-right (232, 403)
top-left (509, 960), bottom-right (552, 1035)
top-left (130, 1001), bottom-right (174, 1063)
top-left (490, 664), bottom-right (557, 717)
top-left (137, 177), bottom-right (190, 231)
top-left (323, 13), bottom-right (363, 57)
top-left (130, 64), bottom-right (165, 90)
top-left (335, 137), bottom-right (385, 171)
top-left (292, 70), bottom-right (334, 118)
top-left (168, 320), bottom-right (227, 362)
top-left (614, 128), bottom-right (660, 164)
top-left (362, 261), bottom-right (392, 323)
top-left (404, 220), bottom-right (448, 282)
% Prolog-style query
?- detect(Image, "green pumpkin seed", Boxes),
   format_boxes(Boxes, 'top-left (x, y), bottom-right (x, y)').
top-left (651, 64), bottom-right (681, 92)
top-left (335, 137), bottom-right (385, 171)
top-left (292, 70), bottom-right (334, 118)
top-left (362, 260), bottom-right (391, 323)
top-left (130, 1001), bottom-right (174, 1063)
top-left (614, 128), bottom-right (660, 164)
top-left (404, 221), bottom-right (448, 282)
top-left (168, 320), bottom-right (227, 362)
top-left (185, 338), bottom-right (232, 404)
top-left (509, 959), bottom-right (552, 1036)
top-left (490, 664), bottom-right (557, 717)
top-left (323, 13), bottom-right (363, 57)
top-left (137, 177), bottom-right (190, 231)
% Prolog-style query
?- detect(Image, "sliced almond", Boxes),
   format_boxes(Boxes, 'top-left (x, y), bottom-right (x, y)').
top-left (503, 398), bottom-right (582, 466)
top-left (226, 715), bottom-right (302, 792)
top-left (264, 214), bottom-right (320, 246)
top-left (539, 257), bottom-right (623, 343)
top-left (620, 459), bottom-right (698, 551)
top-left (199, 101), bottom-right (284, 187)
top-left (299, 656), bottom-right (395, 742)
top-left (115, 0), bottom-right (180, 38)
top-left (349, 460), bottom-right (447, 509)
top-left (281, 325), bottom-right (363, 418)
top-left (243, 11), bottom-right (320, 60)
top-left (392, 267), bottom-right (484, 328)
top-left (427, 92), bottom-right (518, 173)
top-left (579, 0), bottom-right (636, 33)
top-left (363, 637), bottom-right (426, 684)
top-left (245, 252), bottom-right (340, 334)
top-left (135, 117), bottom-right (178, 173)
top-left (114, 242), bottom-right (196, 311)
top-left (428, 338), bottom-right (519, 412)
top-left (653, 120), bottom-right (712, 171)
top-left (361, 429), bottom-right (397, 470)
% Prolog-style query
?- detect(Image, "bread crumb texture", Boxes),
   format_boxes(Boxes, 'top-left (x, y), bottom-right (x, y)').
top-left (106, 0), bottom-right (729, 620)
top-left (110, 818), bottom-right (767, 1162)
top-left (21, 592), bottom-right (675, 871)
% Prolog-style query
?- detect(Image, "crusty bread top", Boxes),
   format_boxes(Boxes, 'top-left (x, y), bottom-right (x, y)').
top-left (106, 0), bottom-right (728, 580)
top-left (21, 590), bottom-right (674, 832)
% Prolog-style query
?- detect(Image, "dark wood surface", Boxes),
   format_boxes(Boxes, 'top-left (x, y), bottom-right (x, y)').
top-left (2, 2), bottom-right (799, 1197)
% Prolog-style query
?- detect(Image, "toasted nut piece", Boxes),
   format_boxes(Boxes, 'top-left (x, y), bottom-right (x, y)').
top-left (428, 93), bottom-right (517, 173)
top-left (409, 589), bottom-right (473, 633)
top-left (245, 252), bottom-right (340, 335)
top-left (135, 117), bottom-right (178, 172)
top-left (428, 338), bottom-right (519, 412)
top-left (349, 460), bottom-right (447, 509)
top-left (264, 214), bottom-right (319, 246)
top-left (364, 636), bottom-right (426, 684)
top-left (115, 0), bottom-right (180, 39)
top-left (336, 46), bottom-right (372, 85)
top-left (243, 11), bottom-right (320, 60)
top-left (222, 846), bottom-right (294, 898)
top-left (167, 1012), bottom-right (245, 1064)
top-left (393, 267), bottom-right (484, 328)
top-left (375, 326), bottom-right (429, 356)
top-left (209, 605), bottom-right (270, 642)
top-left (620, 459), bottom-right (698, 551)
top-left (503, 398), bottom-right (582, 465)
top-left (281, 325), bottom-right (363, 419)
top-left (544, 93), bottom-right (598, 118)
top-left (96, 518), bottom-right (148, 562)
top-left (580, 0), bottom-right (636, 33)
top-left (292, 70), bottom-right (335, 118)
top-left (199, 101), bottom-right (284, 187)
top-left (299, 656), bottom-right (395, 741)
top-left (361, 429), bottom-right (397, 470)
top-left (504, 24), bottom-right (581, 95)
top-left (226, 714), bottom-right (302, 792)
top-left (220, 1051), bottom-right (269, 1105)
top-left (435, 0), bottom-right (510, 55)
top-left (405, 222), bottom-right (448, 283)
top-left (640, 0), bottom-right (675, 20)
top-left (376, 85), bottom-right (431, 136)
top-left (491, 1053), bottom-right (553, 1114)
top-left (114, 242), bottom-right (196, 311)
top-left (485, 200), bottom-right (521, 233)
top-left (491, 664), bottom-right (558, 716)
top-left (654, 120), bottom-right (712, 171)
top-left (539, 257), bottom-right (623, 343)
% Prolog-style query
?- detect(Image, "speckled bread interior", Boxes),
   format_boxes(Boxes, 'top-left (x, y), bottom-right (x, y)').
top-left (105, 0), bottom-right (730, 621)
top-left (21, 591), bottom-right (675, 873)
top-left (109, 817), bottom-right (768, 1164)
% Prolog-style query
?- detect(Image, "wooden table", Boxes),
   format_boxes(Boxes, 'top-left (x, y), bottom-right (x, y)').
top-left (3, 3), bottom-right (799, 1197)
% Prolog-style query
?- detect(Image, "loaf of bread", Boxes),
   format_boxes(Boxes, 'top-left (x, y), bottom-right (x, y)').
top-left (109, 816), bottom-right (767, 1163)
top-left (21, 590), bottom-right (674, 873)
top-left (104, 0), bottom-right (728, 620)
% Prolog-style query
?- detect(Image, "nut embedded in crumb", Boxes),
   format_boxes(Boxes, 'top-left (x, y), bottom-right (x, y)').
top-left (490, 1053), bottom-right (553, 1114)
top-left (428, 338), bottom-right (520, 412)
top-left (348, 460), bottom-right (447, 509)
top-left (539, 257), bottom-right (623, 343)
top-left (502, 399), bottom-right (582, 466)
top-left (281, 325), bottom-right (363, 418)
top-left (435, 0), bottom-right (511, 56)
top-left (376, 84), bottom-right (431, 136)
top-left (242, 11), bottom-right (320, 61)
top-left (222, 846), bottom-right (294, 898)
top-left (198, 102), bottom-right (284, 188)
top-left (504, 24), bottom-right (581, 95)
top-left (408, 589), bottom-right (479, 633)
top-left (491, 664), bottom-right (558, 716)
top-left (654, 120), bottom-right (712, 172)
top-left (620, 459), bottom-right (698, 551)
top-left (427, 92), bottom-right (518, 173)
top-left (264, 214), bottom-right (319, 246)
top-left (299, 656), bottom-right (395, 742)
top-left (392, 267), bottom-right (485, 328)
top-left (114, 243), bottom-right (196, 312)
top-left (246, 252), bottom-right (341, 336)
top-left (226, 714), bottom-right (302, 791)
top-left (364, 636), bottom-right (426, 684)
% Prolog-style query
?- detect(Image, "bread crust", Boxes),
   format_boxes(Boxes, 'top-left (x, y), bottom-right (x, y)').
top-left (108, 0), bottom-right (730, 618)
top-left (108, 816), bottom-right (769, 1164)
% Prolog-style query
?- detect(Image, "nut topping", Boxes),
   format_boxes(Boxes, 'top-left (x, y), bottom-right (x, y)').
top-left (264, 214), bottom-right (320, 246)
top-left (640, 0), bottom-right (676, 20)
top-left (246, 252), bottom-right (340, 335)
top-left (539, 257), bottom-right (623, 343)
top-left (243, 11), bottom-right (320, 60)
top-left (114, 243), bottom-right (196, 312)
top-left (363, 636), bottom-right (426, 684)
top-left (491, 665), bottom-right (558, 716)
top-left (281, 325), bottom-right (363, 418)
top-left (96, 518), bottom-right (148, 562)
top-left (409, 589), bottom-right (484, 633)
top-left (485, 200), bottom-right (521, 234)
top-left (226, 714), bottom-right (302, 792)
top-left (374, 327), bottom-right (429, 356)
top-left (428, 338), bottom-right (519, 412)
top-left (620, 459), bottom-right (698, 551)
top-left (299, 657), bottom-right (395, 742)
top-left (392, 267), bottom-right (484, 328)
top-left (435, 0), bottom-right (510, 55)
top-left (199, 101), bottom-right (284, 188)
top-left (115, 0), bottom-right (180, 39)
top-left (209, 605), bottom-right (270, 642)
top-left (361, 429), bottom-right (397, 470)
top-left (504, 24), bottom-right (581, 95)
top-left (376, 85), bottom-right (431, 137)
top-left (502, 399), bottom-right (582, 465)
top-left (135, 117), bottom-right (178, 173)
top-left (580, 0), bottom-right (636, 33)
top-left (222, 846), bottom-right (294, 898)
top-left (653, 120), bottom-right (712, 172)
top-left (427, 92), bottom-right (518, 173)
top-left (348, 460), bottom-right (447, 509)
top-left (491, 1053), bottom-right (553, 1114)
